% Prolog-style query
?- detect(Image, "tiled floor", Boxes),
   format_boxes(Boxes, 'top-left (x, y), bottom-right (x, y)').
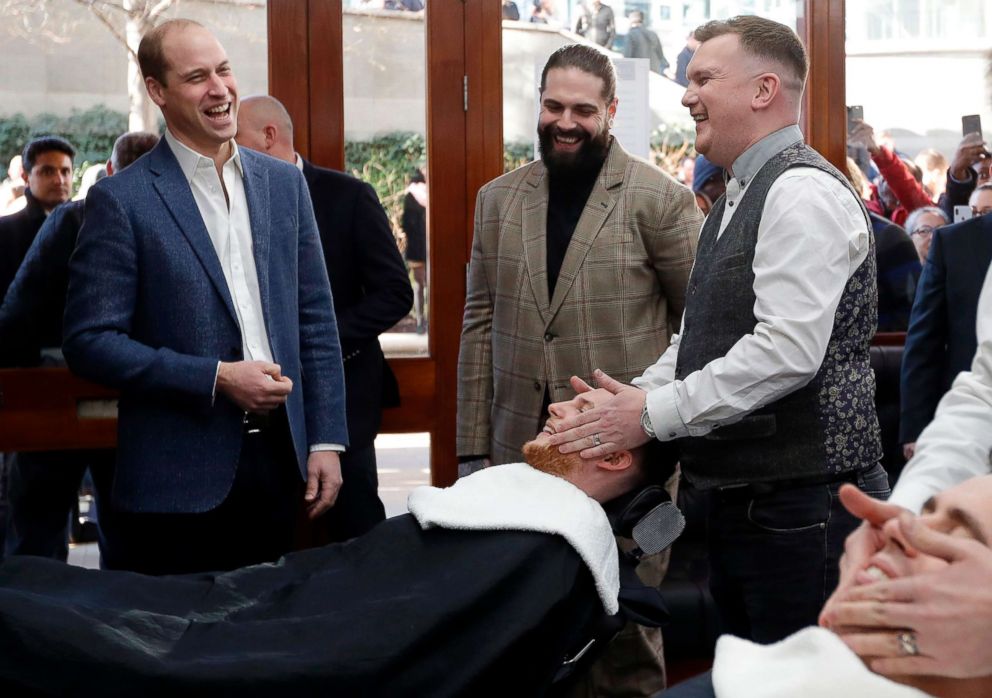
top-left (66, 432), bottom-right (431, 570)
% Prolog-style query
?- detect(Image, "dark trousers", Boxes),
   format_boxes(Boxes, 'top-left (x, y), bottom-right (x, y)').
top-left (655, 671), bottom-right (715, 698)
top-left (320, 441), bottom-right (386, 543)
top-left (100, 415), bottom-right (301, 575)
top-left (706, 463), bottom-right (890, 643)
top-left (3, 450), bottom-right (114, 561)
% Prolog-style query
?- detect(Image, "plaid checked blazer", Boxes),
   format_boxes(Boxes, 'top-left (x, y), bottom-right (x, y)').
top-left (457, 140), bottom-right (701, 464)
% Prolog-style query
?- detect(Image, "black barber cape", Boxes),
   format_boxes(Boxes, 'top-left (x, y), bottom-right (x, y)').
top-left (0, 513), bottom-right (603, 697)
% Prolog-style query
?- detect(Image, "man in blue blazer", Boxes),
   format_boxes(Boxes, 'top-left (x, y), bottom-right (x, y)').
top-left (63, 19), bottom-right (348, 574)
top-left (899, 203), bottom-right (992, 460)
top-left (237, 96), bottom-right (413, 542)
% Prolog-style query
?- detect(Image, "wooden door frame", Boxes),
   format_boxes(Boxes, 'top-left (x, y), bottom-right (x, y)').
top-left (265, 0), bottom-right (847, 488)
top-left (267, 1), bottom-right (503, 486)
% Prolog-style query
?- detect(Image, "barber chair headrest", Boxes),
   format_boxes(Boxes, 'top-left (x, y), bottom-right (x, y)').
top-left (604, 485), bottom-right (686, 559)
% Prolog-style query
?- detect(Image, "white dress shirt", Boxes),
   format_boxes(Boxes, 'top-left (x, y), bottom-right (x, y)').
top-left (165, 131), bottom-right (273, 364)
top-left (890, 263), bottom-right (992, 512)
top-left (165, 132), bottom-right (341, 453)
top-left (633, 126), bottom-right (871, 440)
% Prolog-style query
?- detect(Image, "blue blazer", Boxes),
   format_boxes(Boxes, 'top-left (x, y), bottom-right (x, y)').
top-left (64, 139), bottom-right (347, 513)
top-left (899, 214), bottom-right (992, 443)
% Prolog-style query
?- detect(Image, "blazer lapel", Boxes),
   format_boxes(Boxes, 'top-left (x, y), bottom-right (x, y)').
top-left (547, 140), bottom-right (624, 318)
top-left (521, 162), bottom-right (552, 321)
top-left (241, 151), bottom-right (272, 328)
top-left (149, 141), bottom-right (238, 324)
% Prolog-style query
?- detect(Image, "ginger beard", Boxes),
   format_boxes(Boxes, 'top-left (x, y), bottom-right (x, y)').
top-left (522, 436), bottom-right (582, 478)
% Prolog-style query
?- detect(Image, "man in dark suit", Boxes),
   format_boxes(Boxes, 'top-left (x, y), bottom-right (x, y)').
top-left (623, 11), bottom-right (669, 75)
top-left (236, 95), bottom-right (413, 541)
top-left (899, 208), bottom-right (992, 460)
top-left (0, 132), bottom-right (159, 562)
top-left (0, 135), bottom-right (75, 557)
top-left (0, 136), bottom-right (74, 302)
top-left (63, 19), bottom-right (348, 574)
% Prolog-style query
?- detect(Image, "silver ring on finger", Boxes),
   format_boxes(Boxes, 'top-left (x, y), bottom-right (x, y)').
top-left (897, 631), bottom-right (919, 657)
top-left (592, 433), bottom-right (602, 447)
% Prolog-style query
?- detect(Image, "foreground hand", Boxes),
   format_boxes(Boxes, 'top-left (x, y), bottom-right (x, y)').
top-left (546, 369), bottom-right (650, 459)
top-left (848, 120), bottom-right (879, 155)
top-left (304, 451), bottom-right (343, 519)
top-left (829, 513), bottom-right (992, 678)
top-left (217, 360), bottom-right (293, 412)
top-left (950, 132), bottom-right (989, 180)
top-left (820, 485), bottom-right (907, 628)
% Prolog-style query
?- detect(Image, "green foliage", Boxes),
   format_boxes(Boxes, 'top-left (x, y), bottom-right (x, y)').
top-left (0, 106), bottom-right (129, 187)
top-left (504, 140), bottom-right (534, 173)
top-left (650, 121), bottom-right (697, 178)
top-left (345, 132), bottom-right (426, 228)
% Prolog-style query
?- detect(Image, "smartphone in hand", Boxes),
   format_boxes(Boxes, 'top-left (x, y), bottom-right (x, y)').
top-left (962, 114), bottom-right (982, 137)
top-left (847, 105), bottom-right (864, 134)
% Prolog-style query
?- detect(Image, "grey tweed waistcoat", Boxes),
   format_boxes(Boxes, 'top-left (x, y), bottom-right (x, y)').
top-left (674, 142), bottom-right (882, 489)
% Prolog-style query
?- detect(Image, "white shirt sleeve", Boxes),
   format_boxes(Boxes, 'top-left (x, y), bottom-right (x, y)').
top-left (890, 264), bottom-right (992, 513)
top-left (641, 168), bottom-right (871, 440)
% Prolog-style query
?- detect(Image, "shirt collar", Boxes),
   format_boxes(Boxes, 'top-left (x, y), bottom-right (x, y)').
top-left (729, 124), bottom-right (803, 187)
top-left (294, 153), bottom-right (304, 172)
top-left (164, 129), bottom-right (243, 182)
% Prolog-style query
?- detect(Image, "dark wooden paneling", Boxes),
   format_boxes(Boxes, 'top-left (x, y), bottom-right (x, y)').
top-left (463, 0), bottom-right (506, 259)
top-left (803, 0), bottom-right (847, 170)
top-left (309, 0), bottom-right (345, 170)
top-left (425, 3), bottom-right (468, 486)
top-left (380, 358), bottom-right (436, 433)
top-left (0, 369), bottom-right (117, 451)
top-left (267, 0), bottom-right (311, 158)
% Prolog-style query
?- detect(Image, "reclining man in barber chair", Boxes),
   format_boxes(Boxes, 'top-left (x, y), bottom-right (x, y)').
top-left (662, 473), bottom-right (992, 698)
top-left (0, 390), bottom-right (681, 698)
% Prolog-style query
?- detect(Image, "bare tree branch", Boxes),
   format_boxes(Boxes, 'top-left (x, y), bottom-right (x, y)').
top-left (147, 0), bottom-right (174, 19)
top-left (188, 0), bottom-right (266, 9)
top-left (70, 0), bottom-right (132, 55)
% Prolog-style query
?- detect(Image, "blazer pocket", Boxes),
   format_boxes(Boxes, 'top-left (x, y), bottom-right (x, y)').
top-left (704, 414), bottom-right (776, 441)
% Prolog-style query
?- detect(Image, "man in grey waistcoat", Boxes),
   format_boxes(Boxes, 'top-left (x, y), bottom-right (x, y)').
top-left (548, 15), bottom-right (889, 643)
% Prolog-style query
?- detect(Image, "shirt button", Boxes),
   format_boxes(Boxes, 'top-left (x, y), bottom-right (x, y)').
top-left (533, 381), bottom-right (542, 391)
top-left (544, 332), bottom-right (554, 342)
top-left (728, 201), bottom-right (734, 207)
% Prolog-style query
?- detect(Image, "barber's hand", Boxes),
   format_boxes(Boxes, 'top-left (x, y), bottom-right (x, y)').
top-left (819, 484), bottom-right (907, 629)
top-left (304, 450), bottom-right (343, 519)
top-left (217, 361), bottom-right (293, 412)
top-left (949, 133), bottom-right (989, 181)
top-left (902, 442), bottom-right (916, 460)
top-left (827, 512), bottom-right (992, 678)
top-left (546, 369), bottom-right (650, 459)
top-left (848, 120), bottom-right (880, 155)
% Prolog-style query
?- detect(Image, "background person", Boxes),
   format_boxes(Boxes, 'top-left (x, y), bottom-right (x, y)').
top-left (236, 94), bottom-right (413, 542)
top-left (402, 167), bottom-right (428, 334)
top-left (0, 136), bottom-right (74, 302)
top-left (0, 132), bottom-right (158, 563)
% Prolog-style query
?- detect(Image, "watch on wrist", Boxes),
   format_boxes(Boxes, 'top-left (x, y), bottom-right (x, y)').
top-left (640, 402), bottom-right (656, 439)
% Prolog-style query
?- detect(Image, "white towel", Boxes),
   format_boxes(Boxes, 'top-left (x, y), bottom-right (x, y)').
top-left (712, 626), bottom-right (933, 698)
top-left (407, 462), bottom-right (620, 615)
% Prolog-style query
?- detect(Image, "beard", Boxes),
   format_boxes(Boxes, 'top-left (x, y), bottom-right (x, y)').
top-left (522, 438), bottom-right (581, 478)
top-left (537, 123), bottom-right (610, 182)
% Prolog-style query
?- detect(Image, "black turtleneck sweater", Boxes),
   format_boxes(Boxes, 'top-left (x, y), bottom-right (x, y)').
top-left (545, 165), bottom-right (601, 297)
